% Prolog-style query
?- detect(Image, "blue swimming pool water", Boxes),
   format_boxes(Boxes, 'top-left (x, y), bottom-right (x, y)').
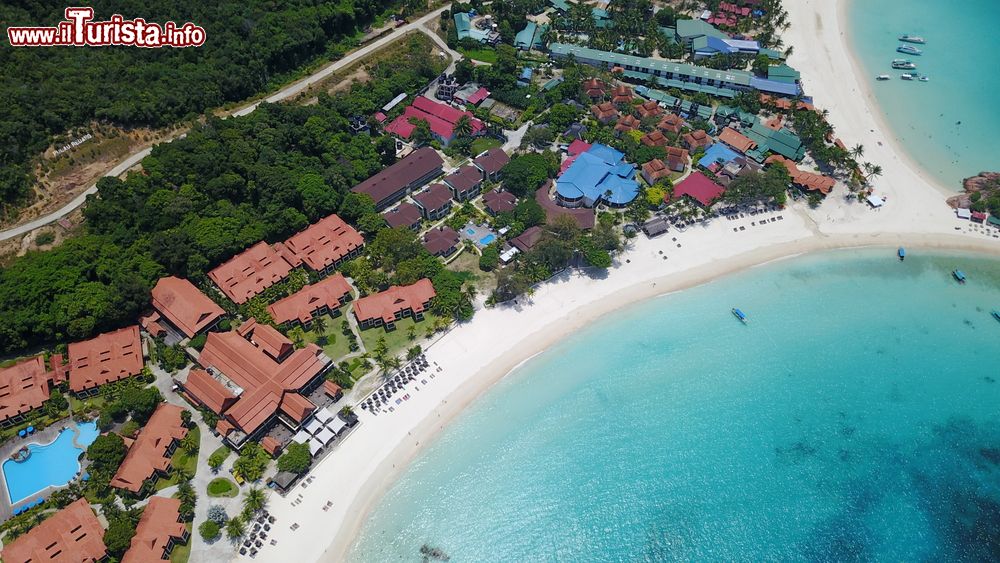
top-left (3, 422), bottom-right (99, 504)
top-left (350, 250), bottom-right (1000, 561)
top-left (465, 228), bottom-right (476, 236)
top-left (479, 234), bottom-right (496, 246)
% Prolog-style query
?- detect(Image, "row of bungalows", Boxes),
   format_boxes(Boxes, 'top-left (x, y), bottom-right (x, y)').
top-left (1, 496), bottom-right (188, 563)
top-left (352, 279), bottom-right (437, 331)
top-left (207, 213), bottom-right (363, 305)
top-left (110, 403), bottom-right (189, 496)
top-left (383, 96), bottom-right (486, 147)
top-left (180, 318), bottom-right (332, 450)
top-left (267, 273), bottom-right (353, 331)
top-left (377, 147), bottom-right (509, 226)
top-left (549, 44), bottom-right (801, 100)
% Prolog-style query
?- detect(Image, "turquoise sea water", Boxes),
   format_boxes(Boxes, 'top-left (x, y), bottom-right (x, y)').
top-left (349, 250), bottom-right (1000, 561)
top-left (3, 421), bottom-right (99, 504)
top-left (847, 0), bottom-right (1000, 190)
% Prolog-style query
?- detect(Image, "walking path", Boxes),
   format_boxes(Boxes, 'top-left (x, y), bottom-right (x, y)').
top-left (0, 5), bottom-right (453, 243)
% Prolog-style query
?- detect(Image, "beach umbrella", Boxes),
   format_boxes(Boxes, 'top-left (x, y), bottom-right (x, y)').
top-left (18, 429), bottom-right (26, 437)
top-left (27, 426), bottom-right (34, 433)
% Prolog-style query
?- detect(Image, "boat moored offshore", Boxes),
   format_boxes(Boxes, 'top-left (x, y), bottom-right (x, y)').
top-left (991, 310), bottom-right (1000, 323)
top-left (898, 34), bottom-right (926, 44)
top-left (732, 308), bottom-right (748, 324)
top-left (876, 74), bottom-right (891, 81)
top-left (897, 44), bottom-right (923, 55)
top-left (901, 73), bottom-right (915, 81)
top-left (953, 269), bottom-right (967, 284)
top-left (898, 247), bottom-right (905, 261)
top-left (891, 59), bottom-right (916, 69)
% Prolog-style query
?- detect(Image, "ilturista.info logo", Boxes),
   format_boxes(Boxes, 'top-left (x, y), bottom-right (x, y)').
top-left (7, 7), bottom-right (206, 48)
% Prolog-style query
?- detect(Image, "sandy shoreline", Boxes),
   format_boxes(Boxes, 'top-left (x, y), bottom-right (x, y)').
top-left (246, 2), bottom-right (1000, 562)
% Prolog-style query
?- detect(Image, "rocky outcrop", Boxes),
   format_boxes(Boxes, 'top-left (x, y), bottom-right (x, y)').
top-left (946, 172), bottom-right (1000, 209)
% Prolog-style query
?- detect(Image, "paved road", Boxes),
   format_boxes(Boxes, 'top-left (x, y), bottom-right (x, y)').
top-left (0, 5), bottom-right (453, 243)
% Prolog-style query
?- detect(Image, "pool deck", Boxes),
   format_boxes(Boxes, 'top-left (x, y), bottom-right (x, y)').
top-left (460, 221), bottom-right (498, 248)
top-left (0, 419), bottom-right (82, 521)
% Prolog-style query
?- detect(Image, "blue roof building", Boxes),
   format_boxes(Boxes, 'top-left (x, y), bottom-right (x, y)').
top-left (555, 144), bottom-right (640, 208)
top-left (517, 67), bottom-right (534, 87)
top-left (698, 143), bottom-right (741, 169)
top-left (515, 22), bottom-right (538, 50)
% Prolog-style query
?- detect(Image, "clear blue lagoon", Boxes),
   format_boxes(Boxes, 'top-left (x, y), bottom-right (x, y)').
top-left (3, 421), bottom-right (99, 504)
top-left (847, 0), bottom-right (1000, 189)
top-left (349, 250), bottom-right (1000, 561)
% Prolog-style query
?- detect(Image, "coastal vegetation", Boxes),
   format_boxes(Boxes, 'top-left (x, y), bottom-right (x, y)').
top-left (0, 0), bottom-right (399, 217)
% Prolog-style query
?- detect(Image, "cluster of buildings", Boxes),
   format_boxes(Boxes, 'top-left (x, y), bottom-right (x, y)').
top-left (382, 96), bottom-right (486, 147)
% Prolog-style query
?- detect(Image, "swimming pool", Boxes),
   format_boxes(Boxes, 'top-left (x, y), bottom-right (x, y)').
top-left (479, 234), bottom-right (496, 246)
top-left (3, 422), bottom-right (99, 504)
top-left (466, 228), bottom-right (476, 236)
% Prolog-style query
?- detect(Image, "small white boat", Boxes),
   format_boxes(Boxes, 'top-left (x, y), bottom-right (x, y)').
top-left (898, 34), bottom-right (926, 44)
top-left (876, 74), bottom-right (891, 81)
top-left (919, 76), bottom-right (930, 82)
top-left (900, 73), bottom-right (915, 81)
top-left (897, 44), bottom-right (922, 56)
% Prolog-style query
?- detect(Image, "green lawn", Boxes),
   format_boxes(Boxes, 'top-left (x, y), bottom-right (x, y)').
top-left (302, 310), bottom-right (355, 361)
top-left (458, 46), bottom-right (498, 64)
top-left (446, 249), bottom-right (495, 294)
top-left (358, 313), bottom-right (438, 360)
top-left (169, 524), bottom-right (193, 563)
top-left (470, 137), bottom-right (502, 156)
top-left (207, 477), bottom-right (239, 498)
top-left (156, 426), bottom-right (201, 491)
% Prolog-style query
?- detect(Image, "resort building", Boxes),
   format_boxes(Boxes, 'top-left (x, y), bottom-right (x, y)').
top-left (454, 12), bottom-right (499, 44)
top-left (682, 129), bottom-right (713, 151)
top-left (636, 86), bottom-right (714, 120)
top-left (121, 497), bottom-right (189, 563)
top-left (352, 147), bottom-right (444, 210)
top-left (110, 404), bottom-right (189, 495)
top-left (511, 226), bottom-right (544, 253)
top-left (149, 276), bottom-right (225, 339)
top-left (422, 227), bottom-right (462, 257)
top-left (591, 101), bottom-right (619, 124)
top-left (610, 84), bottom-right (634, 104)
top-left (581, 78), bottom-right (608, 99)
top-left (640, 130), bottom-right (668, 147)
top-left (282, 214), bottom-right (364, 276)
top-left (412, 183), bottom-right (454, 220)
top-left (641, 159), bottom-right (672, 185)
top-left (208, 242), bottom-right (296, 305)
top-left (657, 113), bottom-right (684, 135)
top-left (535, 184), bottom-right (596, 229)
top-left (636, 100), bottom-right (662, 119)
top-left (714, 156), bottom-right (762, 186)
top-left (671, 171), bottom-right (726, 207)
top-left (353, 279), bottom-right (436, 331)
top-left (473, 148), bottom-right (510, 181)
top-left (555, 143), bottom-right (640, 208)
top-left (267, 273), bottom-right (353, 330)
top-left (765, 155), bottom-right (835, 194)
top-left (614, 115), bottom-right (641, 135)
top-left (483, 190), bottom-right (517, 216)
top-left (184, 319), bottom-right (331, 448)
top-left (514, 21), bottom-right (547, 50)
top-left (383, 96), bottom-right (485, 147)
top-left (1, 498), bottom-right (106, 562)
top-left (745, 121), bottom-right (806, 161)
top-left (549, 43), bottom-right (801, 98)
top-left (665, 146), bottom-right (690, 172)
top-left (674, 18), bottom-right (729, 47)
top-left (719, 127), bottom-right (758, 154)
top-left (67, 325), bottom-right (144, 396)
top-left (444, 165), bottom-right (483, 202)
top-left (642, 216), bottom-right (670, 237)
top-left (0, 356), bottom-right (61, 428)
top-left (382, 202), bottom-right (423, 231)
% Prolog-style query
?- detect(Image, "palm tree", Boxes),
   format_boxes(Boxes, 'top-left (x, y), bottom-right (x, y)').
top-left (866, 164), bottom-right (883, 183)
top-left (242, 487), bottom-right (267, 516)
top-left (454, 115), bottom-right (473, 139)
top-left (311, 314), bottom-right (327, 335)
top-left (850, 144), bottom-right (865, 160)
top-left (225, 516), bottom-right (246, 541)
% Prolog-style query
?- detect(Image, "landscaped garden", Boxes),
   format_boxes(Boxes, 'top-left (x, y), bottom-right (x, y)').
top-left (207, 477), bottom-right (239, 498)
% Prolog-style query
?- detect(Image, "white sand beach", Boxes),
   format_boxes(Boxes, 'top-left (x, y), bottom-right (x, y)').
top-left (247, 2), bottom-right (1000, 562)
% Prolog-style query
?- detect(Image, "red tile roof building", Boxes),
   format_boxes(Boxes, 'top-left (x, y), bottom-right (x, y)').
top-left (657, 113), bottom-right (684, 135)
top-left (582, 78), bottom-right (607, 99)
top-left (382, 202), bottom-right (423, 231)
top-left (121, 497), bottom-right (188, 563)
top-left (473, 148), bottom-right (510, 181)
top-left (591, 102), bottom-right (619, 124)
top-left (483, 190), bottom-right (517, 215)
top-left (267, 273), bottom-right (353, 329)
top-left (384, 96), bottom-right (484, 146)
top-left (443, 165), bottom-right (483, 202)
top-left (719, 127), bottom-right (758, 153)
top-left (1, 498), bottom-right (107, 563)
top-left (282, 214), bottom-right (364, 276)
top-left (352, 147), bottom-right (444, 210)
top-left (111, 404), bottom-right (189, 494)
top-left (636, 100), bottom-right (662, 119)
top-left (614, 114), bottom-right (640, 134)
top-left (0, 356), bottom-right (58, 428)
top-left (412, 183), bottom-right (454, 220)
top-left (188, 319), bottom-right (331, 447)
top-left (640, 130), bottom-right (668, 147)
top-left (208, 242), bottom-right (296, 305)
top-left (764, 155), bottom-right (835, 195)
top-left (665, 146), bottom-right (690, 172)
top-left (353, 279), bottom-right (437, 330)
top-left (151, 277), bottom-right (225, 339)
top-left (641, 159), bottom-right (672, 185)
top-left (422, 227), bottom-right (461, 257)
top-left (671, 171), bottom-right (726, 206)
top-left (67, 326), bottom-right (144, 395)
top-left (610, 84), bottom-right (634, 104)
top-left (682, 129), bottom-right (713, 151)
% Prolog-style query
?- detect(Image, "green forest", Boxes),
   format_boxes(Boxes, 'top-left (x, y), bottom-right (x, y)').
top-left (0, 0), bottom-right (395, 213)
top-left (0, 35), bottom-right (440, 356)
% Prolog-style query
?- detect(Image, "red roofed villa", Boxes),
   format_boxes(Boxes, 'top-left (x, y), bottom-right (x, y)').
top-left (282, 214), bottom-right (364, 276)
top-left (267, 273), bottom-right (353, 330)
top-left (150, 276), bottom-right (225, 339)
top-left (1, 498), bottom-right (107, 563)
top-left (67, 325), bottom-right (144, 396)
top-left (591, 102), bottom-right (619, 124)
top-left (682, 129), bottom-right (713, 151)
top-left (208, 242), bottom-right (296, 305)
top-left (121, 496), bottom-right (189, 563)
top-left (353, 279), bottom-right (437, 331)
top-left (671, 171), bottom-right (726, 207)
top-left (0, 356), bottom-right (60, 428)
top-left (111, 404), bottom-right (189, 495)
top-left (384, 96), bottom-right (484, 146)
